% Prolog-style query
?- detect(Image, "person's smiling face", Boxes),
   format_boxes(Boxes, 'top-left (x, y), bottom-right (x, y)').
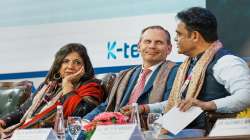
top-left (138, 28), bottom-right (172, 67)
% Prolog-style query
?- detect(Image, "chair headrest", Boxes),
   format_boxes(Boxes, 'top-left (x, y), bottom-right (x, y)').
top-left (0, 80), bottom-right (33, 118)
top-left (0, 80), bottom-right (33, 89)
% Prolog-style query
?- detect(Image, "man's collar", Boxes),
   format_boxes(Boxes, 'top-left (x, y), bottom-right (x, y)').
top-left (191, 53), bottom-right (203, 64)
top-left (142, 61), bottom-right (164, 72)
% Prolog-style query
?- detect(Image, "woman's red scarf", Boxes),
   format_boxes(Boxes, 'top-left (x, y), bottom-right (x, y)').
top-left (63, 82), bottom-right (104, 117)
top-left (18, 81), bottom-right (103, 129)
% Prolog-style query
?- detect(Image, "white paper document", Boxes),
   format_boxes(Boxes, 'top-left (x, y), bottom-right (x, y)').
top-left (156, 106), bottom-right (203, 135)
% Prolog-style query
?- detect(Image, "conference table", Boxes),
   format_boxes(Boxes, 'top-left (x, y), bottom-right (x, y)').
top-left (171, 135), bottom-right (250, 140)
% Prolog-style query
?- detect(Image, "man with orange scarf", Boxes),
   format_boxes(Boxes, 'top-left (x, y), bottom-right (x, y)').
top-left (143, 7), bottom-right (250, 138)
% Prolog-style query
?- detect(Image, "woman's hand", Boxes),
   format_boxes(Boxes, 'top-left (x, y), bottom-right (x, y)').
top-left (63, 66), bottom-right (85, 84)
top-left (62, 66), bottom-right (84, 94)
top-left (178, 98), bottom-right (217, 112)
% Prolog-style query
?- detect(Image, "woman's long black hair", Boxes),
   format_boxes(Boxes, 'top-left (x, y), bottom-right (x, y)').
top-left (45, 43), bottom-right (94, 83)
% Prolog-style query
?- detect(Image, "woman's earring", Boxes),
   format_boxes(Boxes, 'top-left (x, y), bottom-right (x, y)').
top-left (53, 73), bottom-right (61, 80)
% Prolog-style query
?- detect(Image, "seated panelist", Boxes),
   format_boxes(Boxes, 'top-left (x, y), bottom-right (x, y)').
top-left (0, 43), bottom-right (104, 135)
top-left (83, 25), bottom-right (180, 123)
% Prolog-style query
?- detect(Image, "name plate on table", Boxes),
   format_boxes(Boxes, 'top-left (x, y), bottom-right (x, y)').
top-left (209, 118), bottom-right (250, 136)
top-left (91, 124), bottom-right (144, 140)
top-left (11, 128), bottom-right (58, 140)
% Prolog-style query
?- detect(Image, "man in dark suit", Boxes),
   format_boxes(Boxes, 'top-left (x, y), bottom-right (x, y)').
top-left (83, 25), bottom-right (179, 121)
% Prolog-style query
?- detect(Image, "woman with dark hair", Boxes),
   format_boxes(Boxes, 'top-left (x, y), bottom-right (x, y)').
top-left (0, 43), bottom-right (104, 134)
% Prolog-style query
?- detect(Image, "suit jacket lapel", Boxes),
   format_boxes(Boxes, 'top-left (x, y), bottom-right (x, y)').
top-left (120, 66), bottom-right (141, 107)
